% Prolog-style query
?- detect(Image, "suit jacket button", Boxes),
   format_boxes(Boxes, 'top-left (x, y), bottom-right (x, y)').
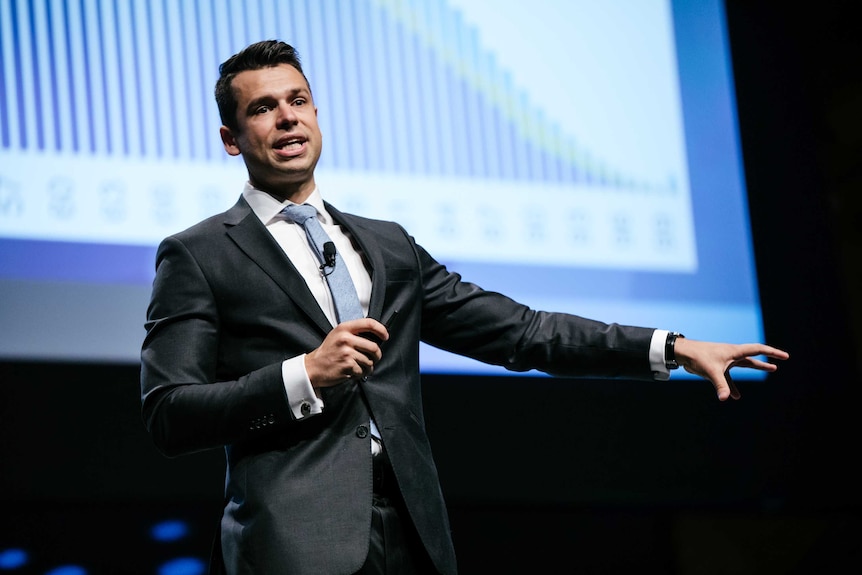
top-left (356, 425), bottom-right (369, 439)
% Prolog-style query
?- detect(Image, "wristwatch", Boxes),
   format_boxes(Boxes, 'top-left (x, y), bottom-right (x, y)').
top-left (665, 332), bottom-right (685, 370)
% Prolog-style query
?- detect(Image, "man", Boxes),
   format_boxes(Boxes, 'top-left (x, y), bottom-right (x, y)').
top-left (140, 40), bottom-right (788, 575)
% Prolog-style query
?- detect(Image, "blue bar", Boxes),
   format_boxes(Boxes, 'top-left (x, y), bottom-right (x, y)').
top-left (337, 0), bottom-right (364, 171)
top-left (94, 0), bottom-right (112, 154)
top-left (209, 0), bottom-right (231, 162)
top-left (508, 80), bottom-right (528, 181)
top-left (213, 0), bottom-right (237, 60)
top-left (480, 51), bottom-right (501, 180)
top-left (320, 0), bottom-right (348, 170)
top-left (0, 1), bottom-right (10, 147)
top-left (235, 0), bottom-right (250, 48)
top-left (61, 0), bottom-right (80, 151)
top-left (545, 123), bottom-right (561, 183)
top-left (346, 0), bottom-right (373, 171)
top-left (246, 0), bottom-right (264, 41)
top-left (77, 0), bottom-right (97, 153)
top-left (366, 2), bottom-right (395, 173)
top-left (492, 67), bottom-right (516, 181)
top-left (287, 0), bottom-right (311, 66)
top-left (177, 0), bottom-right (197, 160)
top-left (143, 0), bottom-right (161, 157)
top-left (382, 8), bottom-right (408, 173)
top-left (192, 0), bottom-right (210, 160)
top-left (45, 0), bottom-right (62, 151)
top-left (159, 0), bottom-right (180, 159)
top-left (10, 0), bottom-right (26, 148)
top-left (109, 0), bottom-right (129, 155)
top-left (399, 12), bottom-right (425, 174)
top-left (128, 0), bottom-right (147, 156)
top-left (526, 97), bottom-right (543, 180)
top-left (492, 104), bottom-right (512, 181)
top-left (302, 0), bottom-right (331, 169)
top-left (274, 0), bottom-right (293, 45)
top-left (444, 9), bottom-right (469, 177)
top-left (414, 36), bottom-right (439, 176)
top-left (26, 2), bottom-right (45, 150)
top-left (463, 26), bottom-right (485, 178)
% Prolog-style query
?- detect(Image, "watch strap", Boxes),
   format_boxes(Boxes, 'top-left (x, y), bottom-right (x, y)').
top-left (665, 332), bottom-right (685, 370)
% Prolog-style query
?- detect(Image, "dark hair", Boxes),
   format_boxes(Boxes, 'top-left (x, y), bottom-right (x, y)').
top-left (215, 40), bottom-right (311, 131)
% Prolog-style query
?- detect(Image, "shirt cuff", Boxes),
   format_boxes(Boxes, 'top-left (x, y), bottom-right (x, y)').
top-left (650, 329), bottom-right (671, 381)
top-left (282, 355), bottom-right (324, 419)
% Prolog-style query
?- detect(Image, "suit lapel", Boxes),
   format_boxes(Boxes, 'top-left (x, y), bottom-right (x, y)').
top-left (223, 196), bottom-right (333, 335)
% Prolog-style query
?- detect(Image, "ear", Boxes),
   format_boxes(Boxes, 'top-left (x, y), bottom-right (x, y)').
top-left (220, 125), bottom-right (241, 157)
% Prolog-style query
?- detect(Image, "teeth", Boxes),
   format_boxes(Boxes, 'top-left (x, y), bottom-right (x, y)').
top-left (279, 140), bottom-right (302, 149)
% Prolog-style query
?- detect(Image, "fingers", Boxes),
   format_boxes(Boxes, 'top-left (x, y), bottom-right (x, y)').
top-left (734, 343), bottom-right (790, 362)
top-left (734, 357), bottom-right (779, 372)
top-left (703, 367), bottom-right (739, 402)
top-left (344, 355), bottom-right (376, 380)
top-left (680, 339), bottom-right (789, 402)
top-left (306, 319), bottom-right (389, 387)
top-left (718, 370), bottom-right (740, 401)
top-left (343, 317), bottom-right (389, 345)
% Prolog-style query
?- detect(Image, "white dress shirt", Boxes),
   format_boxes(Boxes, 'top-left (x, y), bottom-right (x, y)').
top-left (243, 183), bottom-right (372, 420)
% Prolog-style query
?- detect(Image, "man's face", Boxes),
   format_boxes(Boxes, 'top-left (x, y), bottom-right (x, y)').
top-left (220, 64), bottom-right (322, 200)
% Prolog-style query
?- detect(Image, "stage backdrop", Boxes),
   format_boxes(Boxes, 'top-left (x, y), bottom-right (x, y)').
top-left (0, 0), bottom-right (764, 378)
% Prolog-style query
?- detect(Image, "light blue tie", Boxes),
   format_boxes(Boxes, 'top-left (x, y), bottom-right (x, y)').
top-left (281, 203), bottom-right (383, 449)
top-left (280, 203), bottom-right (364, 323)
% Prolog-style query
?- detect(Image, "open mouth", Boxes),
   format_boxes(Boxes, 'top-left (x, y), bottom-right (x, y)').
top-left (275, 137), bottom-right (305, 151)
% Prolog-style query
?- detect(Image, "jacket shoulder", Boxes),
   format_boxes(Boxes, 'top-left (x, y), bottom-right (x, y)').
top-left (164, 195), bottom-right (253, 244)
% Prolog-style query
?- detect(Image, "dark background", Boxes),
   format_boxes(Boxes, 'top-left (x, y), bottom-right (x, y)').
top-left (1, 3), bottom-right (860, 574)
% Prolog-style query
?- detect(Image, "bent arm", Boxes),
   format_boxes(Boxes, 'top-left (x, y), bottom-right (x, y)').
top-left (140, 236), bottom-right (294, 457)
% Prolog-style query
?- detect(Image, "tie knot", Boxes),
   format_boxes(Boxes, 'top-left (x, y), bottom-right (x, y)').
top-left (280, 203), bottom-right (318, 225)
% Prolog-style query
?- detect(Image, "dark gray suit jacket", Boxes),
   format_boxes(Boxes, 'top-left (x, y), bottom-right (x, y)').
top-left (140, 195), bottom-right (657, 575)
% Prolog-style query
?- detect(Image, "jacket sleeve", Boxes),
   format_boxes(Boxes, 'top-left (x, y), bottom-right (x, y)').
top-left (413, 240), bottom-right (657, 380)
top-left (140, 235), bottom-right (295, 457)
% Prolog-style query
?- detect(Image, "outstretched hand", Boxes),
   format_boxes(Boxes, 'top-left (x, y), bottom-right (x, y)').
top-left (673, 339), bottom-right (790, 401)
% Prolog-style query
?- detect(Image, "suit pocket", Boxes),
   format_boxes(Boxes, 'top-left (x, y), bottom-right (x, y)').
top-left (385, 266), bottom-right (415, 284)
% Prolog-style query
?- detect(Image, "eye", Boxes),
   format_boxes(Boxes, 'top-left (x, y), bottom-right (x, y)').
top-left (253, 104), bottom-right (273, 114)
top-left (292, 98), bottom-right (307, 106)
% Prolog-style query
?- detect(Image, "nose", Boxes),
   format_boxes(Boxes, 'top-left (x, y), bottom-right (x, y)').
top-left (276, 102), bottom-right (298, 127)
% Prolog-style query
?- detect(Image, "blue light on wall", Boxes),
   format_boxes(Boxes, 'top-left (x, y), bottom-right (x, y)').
top-left (0, 548), bottom-right (28, 570)
top-left (157, 557), bottom-right (206, 575)
top-left (150, 519), bottom-right (190, 542)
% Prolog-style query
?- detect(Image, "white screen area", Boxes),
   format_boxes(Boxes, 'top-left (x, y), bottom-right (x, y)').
top-left (0, 0), bottom-right (764, 378)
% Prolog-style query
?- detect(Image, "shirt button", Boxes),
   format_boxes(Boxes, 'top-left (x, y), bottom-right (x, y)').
top-left (356, 425), bottom-right (369, 439)
top-left (300, 402), bottom-right (311, 416)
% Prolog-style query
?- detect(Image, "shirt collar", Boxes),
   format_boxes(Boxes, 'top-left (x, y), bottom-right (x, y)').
top-left (242, 182), bottom-right (331, 226)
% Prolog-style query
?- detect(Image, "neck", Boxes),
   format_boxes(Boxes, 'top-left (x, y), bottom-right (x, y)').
top-left (253, 178), bottom-right (316, 205)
